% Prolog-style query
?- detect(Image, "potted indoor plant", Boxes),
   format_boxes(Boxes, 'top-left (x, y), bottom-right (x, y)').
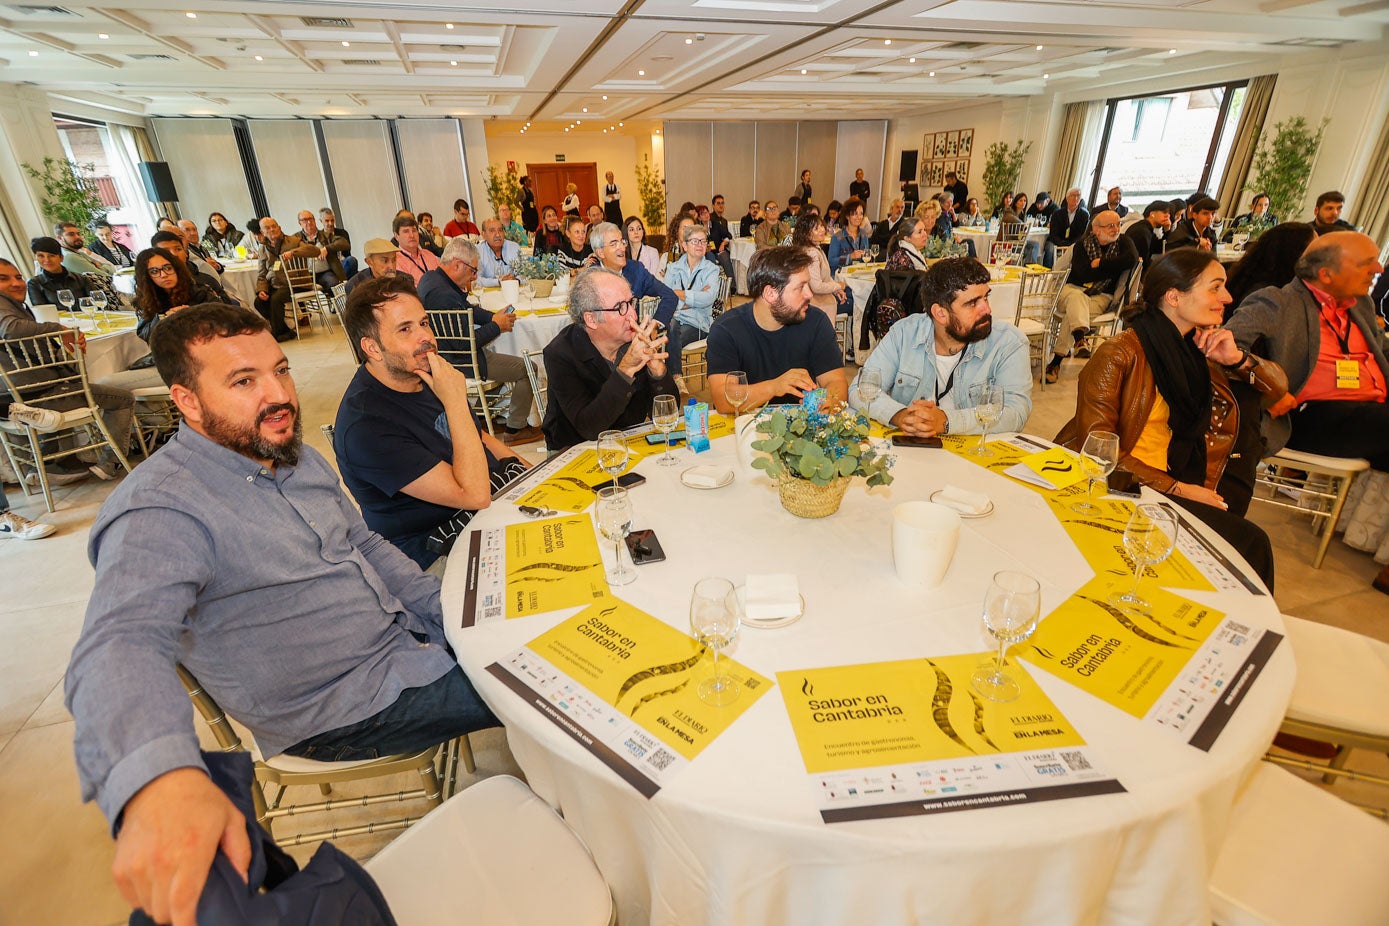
top-left (514, 253), bottom-right (563, 298)
top-left (751, 403), bottom-right (894, 518)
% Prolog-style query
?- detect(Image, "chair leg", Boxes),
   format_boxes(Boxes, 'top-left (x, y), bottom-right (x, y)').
top-left (89, 414), bottom-right (133, 476)
top-left (473, 385), bottom-right (496, 436)
top-left (1324, 745), bottom-right (1353, 785)
top-left (418, 759), bottom-right (444, 806)
top-left (318, 783), bottom-right (333, 796)
top-left (26, 428), bottom-right (56, 513)
top-left (1309, 472), bottom-right (1355, 569)
top-left (458, 732), bottom-right (476, 774)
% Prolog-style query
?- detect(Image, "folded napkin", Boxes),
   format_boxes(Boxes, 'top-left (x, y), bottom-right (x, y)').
top-left (936, 485), bottom-right (991, 515)
top-left (745, 573), bottom-right (800, 622)
top-left (683, 465), bottom-right (732, 488)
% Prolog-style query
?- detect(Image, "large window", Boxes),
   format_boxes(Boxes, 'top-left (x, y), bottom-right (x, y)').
top-left (52, 116), bottom-right (158, 249)
top-left (1089, 81), bottom-right (1248, 207)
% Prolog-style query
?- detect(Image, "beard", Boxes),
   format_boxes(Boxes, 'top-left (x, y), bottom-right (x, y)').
top-left (384, 342), bottom-right (436, 380)
top-left (768, 287), bottom-right (809, 326)
top-left (202, 401), bottom-right (302, 467)
top-left (946, 312), bottom-right (992, 344)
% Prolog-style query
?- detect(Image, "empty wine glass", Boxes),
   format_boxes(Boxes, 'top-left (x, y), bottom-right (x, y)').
top-left (90, 289), bottom-right (108, 321)
top-left (869, 244), bottom-right (880, 263)
top-left (78, 297), bottom-right (94, 322)
top-left (724, 370), bottom-right (750, 418)
top-left (652, 394), bottom-right (680, 467)
top-left (1070, 430), bottom-right (1120, 514)
top-left (970, 571), bottom-right (1043, 702)
top-left (968, 380), bottom-right (1003, 456)
top-left (57, 289), bottom-right (75, 314)
top-left (594, 486), bottom-right (635, 586)
top-left (856, 369), bottom-right (882, 407)
top-left (690, 577), bottom-right (741, 706)
top-left (1110, 504), bottom-right (1178, 616)
top-left (595, 430), bottom-right (628, 489)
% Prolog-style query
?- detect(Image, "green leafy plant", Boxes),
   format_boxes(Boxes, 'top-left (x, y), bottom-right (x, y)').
top-left (635, 155), bottom-right (665, 231)
top-left (514, 253), bottom-right (563, 281)
top-left (922, 237), bottom-right (970, 259)
top-left (481, 163), bottom-right (523, 217)
top-left (22, 157), bottom-right (109, 230)
top-left (752, 405), bottom-right (894, 488)
top-left (981, 140), bottom-right (1032, 215)
top-left (1246, 116), bottom-right (1330, 220)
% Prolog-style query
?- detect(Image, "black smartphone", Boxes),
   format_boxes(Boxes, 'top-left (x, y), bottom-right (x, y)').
top-left (891, 434), bottom-right (944, 449)
top-left (647, 430), bottom-right (686, 445)
top-left (625, 529), bottom-right (666, 565)
top-left (614, 472), bottom-right (647, 489)
top-left (1107, 470), bottom-right (1142, 498)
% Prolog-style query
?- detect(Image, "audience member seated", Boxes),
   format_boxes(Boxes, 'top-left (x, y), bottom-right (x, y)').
top-left (1166, 196), bottom-right (1220, 251)
top-left (872, 198), bottom-right (906, 250)
top-left (200, 212), bottom-right (243, 259)
top-left (586, 204), bottom-right (605, 235)
top-left (242, 218), bottom-right (265, 259)
top-left (1045, 211), bottom-right (1138, 384)
top-left (476, 218), bottom-right (521, 287)
top-left (663, 222), bottom-right (723, 344)
top-left (320, 207), bottom-right (355, 278)
top-left (291, 209), bottom-right (347, 289)
top-left (998, 193), bottom-right (1028, 227)
top-left (393, 215), bottom-right (441, 284)
top-left (1311, 190), bottom-right (1355, 235)
top-left (705, 247), bottom-right (847, 413)
top-left (443, 199), bottom-right (481, 239)
top-left (151, 231), bottom-right (234, 306)
top-left (497, 204), bottom-right (529, 246)
top-left (1027, 192), bottom-right (1058, 221)
top-left (65, 301), bottom-right (502, 923)
top-left (26, 236), bottom-right (91, 307)
top-left (416, 213), bottom-right (446, 257)
top-left (1222, 223), bottom-right (1317, 319)
top-left (850, 257), bottom-right (1031, 436)
top-left (178, 220), bottom-right (224, 274)
top-left (991, 190), bottom-right (1014, 220)
top-left (1057, 249), bottom-right (1282, 589)
top-left (623, 216), bottom-right (661, 277)
top-left (785, 197), bottom-right (802, 225)
top-left (416, 238), bottom-right (538, 445)
top-left (592, 222), bottom-right (679, 362)
top-left (1123, 200), bottom-right (1172, 265)
top-left (253, 216), bottom-right (317, 340)
top-left (708, 195), bottom-right (735, 281)
top-left (556, 215), bottom-right (593, 271)
top-left (54, 221), bottom-right (113, 276)
top-left (1168, 198), bottom-right (1188, 227)
top-left (885, 216), bottom-right (932, 272)
top-left (1092, 186), bottom-right (1129, 218)
top-left (1046, 188), bottom-right (1089, 267)
top-left (739, 201), bottom-right (764, 238)
top-left (1224, 193), bottom-right (1277, 240)
top-left (89, 222), bottom-right (134, 269)
top-left (794, 216), bottom-right (848, 319)
top-left (345, 238), bottom-right (400, 295)
top-left (915, 200), bottom-right (954, 246)
top-left (956, 197), bottom-right (987, 227)
top-left (753, 202), bottom-right (791, 251)
top-left (828, 197), bottom-right (872, 270)
top-left (541, 267), bottom-right (676, 451)
top-left (824, 200), bottom-right (843, 228)
top-left (533, 206), bottom-right (564, 254)
top-left (0, 487), bottom-right (53, 540)
top-left (132, 247), bottom-right (219, 343)
top-left (337, 274), bottom-right (529, 567)
top-left (938, 191), bottom-right (959, 227)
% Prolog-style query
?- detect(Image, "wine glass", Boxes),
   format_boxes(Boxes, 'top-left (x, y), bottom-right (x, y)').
top-left (594, 486), bottom-right (635, 586)
top-left (970, 571), bottom-right (1043, 702)
top-left (968, 381), bottom-right (1003, 456)
top-left (1070, 430), bottom-right (1120, 514)
top-left (595, 430), bottom-right (628, 489)
top-left (78, 297), bottom-right (94, 322)
top-left (1110, 504), bottom-right (1178, 616)
top-left (724, 370), bottom-right (750, 418)
top-left (90, 289), bottom-right (109, 321)
top-left (651, 394), bottom-right (680, 467)
top-left (856, 369), bottom-right (882, 407)
top-left (690, 577), bottom-right (741, 706)
top-left (869, 244), bottom-right (880, 263)
top-left (57, 289), bottom-right (75, 315)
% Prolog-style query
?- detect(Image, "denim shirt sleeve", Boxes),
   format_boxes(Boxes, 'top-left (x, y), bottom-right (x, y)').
top-left (338, 488), bottom-right (445, 640)
top-left (941, 325), bottom-right (1034, 436)
top-left (848, 317), bottom-right (928, 424)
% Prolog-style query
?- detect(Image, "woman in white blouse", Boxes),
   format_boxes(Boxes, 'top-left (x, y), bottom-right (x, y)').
top-left (622, 216), bottom-right (661, 277)
top-left (663, 223), bottom-right (723, 346)
top-left (561, 183), bottom-right (580, 216)
top-left (793, 215), bottom-right (847, 318)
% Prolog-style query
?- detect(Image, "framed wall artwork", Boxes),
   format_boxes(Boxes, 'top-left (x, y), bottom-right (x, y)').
top-left (932, 132), bottom-right (948, 159)
top-left (945, 131), bottom-right (959, 158)
top-left (959, 129), bottom-right (974, 157)
top-left (956, 160), bottom-right (970, 183)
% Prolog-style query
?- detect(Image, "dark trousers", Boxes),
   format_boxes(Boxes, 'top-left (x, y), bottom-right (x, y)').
top-left (283, 666), bottom-right (500, 762)
top-left (1287, 400), bottom-right (1389, 471)
top-left (254, 287), bottom-right (293, 336)
top-left (1171, 494), bottom-right (1276, 593)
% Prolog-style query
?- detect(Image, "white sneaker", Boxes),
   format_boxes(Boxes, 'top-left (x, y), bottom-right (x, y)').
top-left (0, 510), bottom-right (56, 540)
top-left (24, 469), bottom-right (88, 488)
top-left (7, 403), bottom-right (62, 431)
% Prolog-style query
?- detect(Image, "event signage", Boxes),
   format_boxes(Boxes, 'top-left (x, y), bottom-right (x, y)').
top-left (459, 515), bottom-right (609, 626)
top-left (488, 599), bottom-right (772, 797)
top-left (777, 655), bottom-right (1124, 822)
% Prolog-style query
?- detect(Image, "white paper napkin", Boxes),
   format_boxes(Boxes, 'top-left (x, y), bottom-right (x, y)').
top-left (745, 573), bottom-right (800, 621)
top-left (937, 484), bottom-right (991, 515)
top-left (683, 465), bottom-right (732, 488)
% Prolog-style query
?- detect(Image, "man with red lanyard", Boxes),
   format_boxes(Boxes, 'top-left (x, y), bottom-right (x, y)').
top-left (392, 214), bottom-right (440, 284)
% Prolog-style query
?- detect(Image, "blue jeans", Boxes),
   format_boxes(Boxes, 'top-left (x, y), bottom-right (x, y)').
top-left (284, 666), bottom-right (500, 761)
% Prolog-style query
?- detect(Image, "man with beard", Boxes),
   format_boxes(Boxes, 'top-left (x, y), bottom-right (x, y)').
top-left (336, 273), bottom-right (530, 566)
top-left (65, 302), bottom-right (500, 925)
top-left (1046, 209), bottom-right (1138, 383)
top-left (705, 246), bottom-right (847, 412)
top-left (848, 257), bottom-right (1032, 436)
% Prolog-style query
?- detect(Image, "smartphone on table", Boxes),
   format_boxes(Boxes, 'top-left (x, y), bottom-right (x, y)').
top-left (891, 434), bottom-right (944, 449)
top-left (625, 529), bottom-right (666, 565)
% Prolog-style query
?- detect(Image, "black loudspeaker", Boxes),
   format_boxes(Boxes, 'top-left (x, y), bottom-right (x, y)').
top-left (898, 150), bottom-right (919, 183)
top-left (138, 161), bottom-right (179, 203)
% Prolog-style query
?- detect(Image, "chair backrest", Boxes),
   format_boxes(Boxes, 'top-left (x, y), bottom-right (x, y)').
top-left (1121, 258), bottom-right (1143, 309)
top-left (711, 274), bottom-right (732, 318)
top-left (426, 308), bottom-right (483, 379)
top-left (333, 284), bottom-right (362, 362)
top-left (1017, 268), bottom-right (1070, 333)
top-left (175, 664), bottom-right (246, 753)
top-left (521, 348), bottom-right (548, 420)
top-left (1052, 244), bottom-right (1075, 273)
top-left (997, 222), bottom-right (1027, 243)
top-left (0, 331), bottom-right (96, 407)
top-left (638, 295), bottom-right (661, 324)
top-left (281, 255), bottom-right (317, 295)
top-left (319, 423), bottom-right (336, 456)
top-left (990, 241), bottom-right (1021, 265)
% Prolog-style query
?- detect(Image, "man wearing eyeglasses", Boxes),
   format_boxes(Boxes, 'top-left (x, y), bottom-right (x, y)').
top-left (417, 238), bottom-right (539, 445)
top-left (477, 218), bottom-right (521, 288)
top-left (1045, 211), bottom-right (1138, 383)
top-left (590, 221), bottom-right (680, 367)
top-left (541, 266), bottom-right (676, 452)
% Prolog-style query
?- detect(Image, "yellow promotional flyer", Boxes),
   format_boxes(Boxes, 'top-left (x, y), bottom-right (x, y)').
top-left (488, 598), bottom-right (773, 796)
top-left (1019, 447), bottom-right (1090, 490)
top-left (1045, 491), bottom-right (1216, 593)
top-left (777, 654), bottom-right (1123, 821)
top-left (457, 515), bottom-right (608, 626)
top-left (515, 448), bottom-right (630, 513)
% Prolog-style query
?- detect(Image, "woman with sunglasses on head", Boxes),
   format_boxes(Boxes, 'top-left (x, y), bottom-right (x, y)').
top-left (132, 247), bottom-right (219, 343)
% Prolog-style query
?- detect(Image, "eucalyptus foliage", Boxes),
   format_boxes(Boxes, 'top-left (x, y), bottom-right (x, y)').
top-left (635, 156), bottom-right (665, 230)
top-left (513, 253), bottom-right (564, 281)
top-left (481, 163), bottom-right (523, 216)
top-left (751, 405), bottom-right (894, 488)
top-left (1247, 116), bottom-right (1329, 220)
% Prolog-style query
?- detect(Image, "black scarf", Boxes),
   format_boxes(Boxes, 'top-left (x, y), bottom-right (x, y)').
top-left (1130, 309), bottom-right (1211, 485)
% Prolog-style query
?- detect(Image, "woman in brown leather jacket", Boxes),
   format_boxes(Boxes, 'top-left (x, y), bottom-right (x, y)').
top-left (1056, 248), bottom-right (1286, 590)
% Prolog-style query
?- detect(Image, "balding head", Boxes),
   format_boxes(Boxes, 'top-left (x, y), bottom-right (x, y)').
top-left (1295, 232), bottom-right (1383, 301)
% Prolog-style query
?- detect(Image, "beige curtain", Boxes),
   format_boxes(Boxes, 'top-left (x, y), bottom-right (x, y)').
top-left (1050, 101), bottom-right (1105, 198)
top-left (1216, 75), bottom-right (1277, 218)
top-left (1356, 114), bottom-right (1389, 250)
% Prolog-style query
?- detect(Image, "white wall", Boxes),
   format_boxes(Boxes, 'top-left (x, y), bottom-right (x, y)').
top-left (0, 83), bottom-right (69, 254)
top-left (248, 120), bottom-right (329, 228)
top-left (149, 118), bottom-right (257, 236)
top-left (885, 100), bottom-right (1006, 218)
top-left (834, 121), bottom-right (889, 215)
top-left (398, 118), bottom-right (470, 231)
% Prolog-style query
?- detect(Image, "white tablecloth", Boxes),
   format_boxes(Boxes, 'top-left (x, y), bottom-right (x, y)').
top-left (112, 260), bottom-right (261, 308)
top-left (729, 237), bottom-right (756, 295)
top-left (477, 290), bottom-right (572, 358)
top-left (953, 226), bottom-right (1046, 263)
top-left (441, 435), bottom-right (1293, 926)
top-left (56, 315), bottom-right (145, 381)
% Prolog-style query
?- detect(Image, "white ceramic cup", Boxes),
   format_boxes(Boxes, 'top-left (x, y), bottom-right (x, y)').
top-left (892, 501), bottom-right (961, 588)
top-left (32, 304), bottom-right (59, 324)
top-left (500, 278), bottom-right (521, 304)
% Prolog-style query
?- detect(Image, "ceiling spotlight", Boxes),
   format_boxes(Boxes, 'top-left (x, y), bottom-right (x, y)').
top-left (618, 121), bottom-right (623, 126)
top-left (685, 37), bottom-right (693, 45)
top-left (446, 23), bottom-right (454, 29)
top-left (610, 125), bottom-right (615, 130)
top-left (800, 68), bottom-right (807, 75)
top-left (601, 95), bottom-right (608, 100)
top-left (525, 121), bottom-right (531, 126)
top-left (28, 50), bottom-right (38, 56)
top-left (883, 39), bottom-right (892, 45)
top-left (342, 41), bottom-right (351, 47)
top-left (576, 119), bottom-right (581, 124)
top-left (928, 70), bottom-right (935, 77)
top-left (98, 32), bottom-right (109, 39)
top-left (1169, 48), bottom-right (1177, 54)
top-left (582, 107), bottom-right (588, 112)
top-left (638, 69), bottom-right (645, 76)
top-left (185, 10), bottom-right (196, 17)
top-left (565, 127), bottom-right (570, 132)
top-left (654, 129), bottom-right (660, 134)
top-left (254, 54), bottom-right (264, 61)
top-left (1036, 44), bottom-right (1044, 50)
top-left (603, 129), bottom-right (608, 133)
top-left (1042, 73), bottom-right (1050, 79)
top-left (908, 57), bottom-right (916, 63)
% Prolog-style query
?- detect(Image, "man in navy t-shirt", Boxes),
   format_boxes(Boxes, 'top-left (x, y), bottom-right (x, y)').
top-left (335, 274), bottom-right (528, 567)
top-left (705, 246), bottom-right (847, 413)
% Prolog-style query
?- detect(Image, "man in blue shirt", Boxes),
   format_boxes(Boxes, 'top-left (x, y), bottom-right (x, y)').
top-left (476, 217), bottom-right (522, 287)
top-left (848, 257), bottom-right (1032, 437)
top-left (65, 302), bottom-right (499, 924)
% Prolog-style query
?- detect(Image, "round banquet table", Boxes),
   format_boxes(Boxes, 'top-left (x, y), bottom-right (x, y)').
top-left (56, 312), bottom-right (145, 381)
top-left (477, 288), bottom-right (572, 357)
top-left (729, 237), bottom-right (756, 295)
top-left (953, 225), bottom-right (1046, 264)
top-left (441, 432), bottom-right (1293, 926)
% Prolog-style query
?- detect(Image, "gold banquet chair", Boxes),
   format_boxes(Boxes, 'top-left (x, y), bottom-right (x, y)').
top-left (521, 348), bottom-right (548, 421)
top-left (280, 256), bottom-right (333, 338)
top-left (426, 307), bottom-right (508, 435)
top-left (1014, 268), bottom-right (1069, 390)
top-left (177, 664), bottom-right (475, 847)
top-left (130, 386), bottom-right (181, 456)
top-left (1252, 449), bottom-right (1369, 568)
top-left (332, 282), bottom-right (364, 363)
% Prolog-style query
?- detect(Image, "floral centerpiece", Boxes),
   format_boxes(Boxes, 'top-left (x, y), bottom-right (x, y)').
top-left (751, 401), bottom-right (894, 518)
top-left (514, 253), bottom-right (563, 297)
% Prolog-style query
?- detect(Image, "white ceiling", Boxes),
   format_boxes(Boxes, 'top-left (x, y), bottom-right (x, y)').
top-left (0, 0), bottom-right (1385, 124)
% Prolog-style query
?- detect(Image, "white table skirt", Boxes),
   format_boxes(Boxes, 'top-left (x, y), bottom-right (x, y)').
top-left (477, 290), bottom-right (572, 358)
top-left (840, 269), bottom-right (1021, 363)
top-left (730, 238), bottom-right (755, 295)
top-left (442, 435), bottom-right (1293, 926)
top-left (953, 226), bottom-right (1046, 263)
top-left (79, 325), bottom-right (145, 381)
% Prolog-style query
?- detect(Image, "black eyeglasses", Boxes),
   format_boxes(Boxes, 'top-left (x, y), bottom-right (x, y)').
top-left (593, 298), bottom-right (635, 316)
top-left (148, 265), bottom-right (177, 277)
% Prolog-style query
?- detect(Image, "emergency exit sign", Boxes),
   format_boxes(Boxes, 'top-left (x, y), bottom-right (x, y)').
top-left (555, 154), bottom-right (566, 162)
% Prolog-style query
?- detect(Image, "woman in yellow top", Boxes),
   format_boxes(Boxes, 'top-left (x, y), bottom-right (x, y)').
top-left (1056, 248), bottom-right (1286, 590)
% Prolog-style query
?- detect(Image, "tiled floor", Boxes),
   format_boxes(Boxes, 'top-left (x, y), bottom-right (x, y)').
top-left (2, 320), bottom-right (1386, 925)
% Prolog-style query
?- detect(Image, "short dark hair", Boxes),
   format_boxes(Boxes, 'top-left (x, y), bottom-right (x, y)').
top-left (1143, 200), bottom-right (1171, 218)
top-left (1189, 196), bottom-right (1220, 214)
top-left (151, 230), bottom-right (184, 248)
top-left (53, 221), bottom-right (79, 235)
top-left (392, 214), bottom-right (418, 234)
top-left (1139, 248), bottom-right (1219, 314)
top-left (1315, 190), bottom-right (1345, 209)
top-left (343, 272), bottom-right (419, 357)
top-left (150, 302), bottom-right (268, 389)
top-left (921, 258), bottom-right (991, 315)
top-left (453, 198), bottom-right (470, 212)
top-left (712, 193), bottom-right (725, 203)
top-left (246, 219), bottom-right (263, 235)
top-left (945, 171), bottom-right (958, 181)
top-left (418, 211), bottom-right (433, 223)
top-left (564, 214), bottom-right (586, 232)
top-left (748, 246), bottom-right (813, 298)
top-left (787, 196), bottom-right (801, 207)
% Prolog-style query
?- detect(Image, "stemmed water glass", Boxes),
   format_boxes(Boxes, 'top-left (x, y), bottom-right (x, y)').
top-left (724, 370), bottom-right (750, 418)
top-left (596, 430), bottom-right (628, 489)
top-left (90, 289), bottom-right (108, 323)
top-left (968, 380), bottom-right (1003, 456)
top-left (856, 369), bottom-right (882, 407)
top-left (594, 485), bottom-right (635, 586)
top-left (78, 297), bottom-right (95, 323)
top-left (970, 571), bottom-right (1043, 702)
top-left (690, 577), bottom-right (741, 706)
top-left (869, 244), bottom-right (880, 263)
top-left (1111, 504), bottom-right (1178, 616)
top-left (652, 394), bottom-right (680, 466)
top-left (57, 289), bottom-right (75, 315)
top-left (1070, 430), bottom-right (1120, 514)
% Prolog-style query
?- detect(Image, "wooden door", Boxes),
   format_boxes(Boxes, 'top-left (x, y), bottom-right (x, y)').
top-left (527, 162), bottom-right (599, 216)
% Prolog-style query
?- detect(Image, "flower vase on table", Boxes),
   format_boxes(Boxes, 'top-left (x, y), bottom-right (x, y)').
top-left (514, 253), bottom-right (563, 300)
top-left (751, 400), bottom-right (894, 519)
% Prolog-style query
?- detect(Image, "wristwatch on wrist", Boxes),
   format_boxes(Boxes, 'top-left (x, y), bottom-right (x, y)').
top-left (939, 415), bottom-right (950, 437)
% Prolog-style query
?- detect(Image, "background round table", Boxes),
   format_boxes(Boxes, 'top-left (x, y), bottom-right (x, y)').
top-left (477, 288), bottom-right (572, 357)
top-left (442, 433), bottom-right (1293, 926)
